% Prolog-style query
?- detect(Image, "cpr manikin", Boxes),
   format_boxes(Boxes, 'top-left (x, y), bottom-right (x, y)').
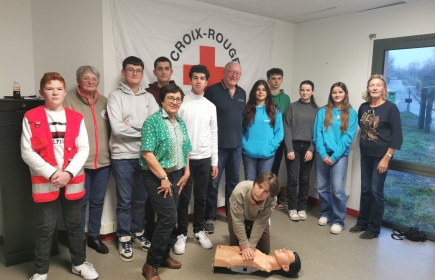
top-left (213, 245), bottom-right (301, 277)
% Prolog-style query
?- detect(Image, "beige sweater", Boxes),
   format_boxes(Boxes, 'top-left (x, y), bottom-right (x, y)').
top-left (64, 89), bottom-right (111, 169)
top-left (229, 181), bottom-right (277, 250)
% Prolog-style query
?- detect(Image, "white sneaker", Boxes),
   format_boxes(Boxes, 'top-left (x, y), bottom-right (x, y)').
top-left (132, 230), bottom-right (151, 251)
top-left (173, 234), bottom-right (187, 255)
top-left (72, 262), bottom-right (99, 280)
top-left (194, 230), bottom-right (213, 249)
top-left (289, 210), bottom-right (299, 221)
top-left (330, 224), bottom-right (343, 234)
top-left (318, 216), bottom-right (328, 226)
top-left (118, 236), bottom-right (134, 262)
top-left (298, 210), bottom-right (307, 221)
top-left (30, 273), bottom-right (47, 280)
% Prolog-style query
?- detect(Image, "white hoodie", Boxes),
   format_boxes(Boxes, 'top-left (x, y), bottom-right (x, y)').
top-left (107, 82), bottom-right (159, 159)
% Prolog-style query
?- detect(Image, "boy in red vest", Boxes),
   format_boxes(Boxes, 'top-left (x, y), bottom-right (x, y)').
top-left (21, 72), bottom-right (98, 280)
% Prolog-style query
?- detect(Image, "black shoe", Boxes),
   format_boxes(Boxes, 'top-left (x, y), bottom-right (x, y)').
top-left (359, 231), bottom-right (378, 239)
top-left (87, 235), bottom-right (109, 254)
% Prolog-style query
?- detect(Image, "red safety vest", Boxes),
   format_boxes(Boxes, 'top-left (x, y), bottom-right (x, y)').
top-left (25, 106), bottom-right (85, 202)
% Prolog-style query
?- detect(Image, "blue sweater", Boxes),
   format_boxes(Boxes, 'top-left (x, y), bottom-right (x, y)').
top-left (313, 106), bottom-right (358, 163)
top-left (242, 105), bottom-right (284, 159)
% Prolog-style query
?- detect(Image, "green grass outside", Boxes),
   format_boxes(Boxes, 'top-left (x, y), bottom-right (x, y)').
top-left (384, 112), bottom-right (435, 235)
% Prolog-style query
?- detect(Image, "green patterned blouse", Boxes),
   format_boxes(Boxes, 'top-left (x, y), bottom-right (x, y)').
top-left (140, 108), bottom-right (192, 171)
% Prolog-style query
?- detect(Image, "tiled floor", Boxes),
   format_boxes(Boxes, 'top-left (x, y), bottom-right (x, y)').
top-left (1, 205), bottom-right (434, 279)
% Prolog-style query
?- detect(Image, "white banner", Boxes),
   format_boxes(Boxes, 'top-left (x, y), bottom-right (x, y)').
top-left (111, 0), bottom-right (274, 93)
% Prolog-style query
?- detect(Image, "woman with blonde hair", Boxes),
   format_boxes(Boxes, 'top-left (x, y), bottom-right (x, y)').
top-left (313, 82), bottom-right (357, 234)
top-left (350, 74), bottom-right (402, 239)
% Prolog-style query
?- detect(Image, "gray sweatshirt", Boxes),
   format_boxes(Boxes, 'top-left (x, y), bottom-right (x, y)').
top-left (284, 99), bottom-right (318, 152)
top-left (107, 83), bottom-right (159, 159)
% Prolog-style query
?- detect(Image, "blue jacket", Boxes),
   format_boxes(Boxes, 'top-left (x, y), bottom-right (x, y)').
top-left (242, 105), bottom-right (284, 159)
top-left (313, 106), bottom-right (358, 163)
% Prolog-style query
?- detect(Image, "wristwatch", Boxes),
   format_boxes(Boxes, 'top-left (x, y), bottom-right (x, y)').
top-left (160, 176), bottom-right (168, 181)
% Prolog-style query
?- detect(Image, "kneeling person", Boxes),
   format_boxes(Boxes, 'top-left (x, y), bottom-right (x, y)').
top-left (228, 172), bottom-right (279, 261)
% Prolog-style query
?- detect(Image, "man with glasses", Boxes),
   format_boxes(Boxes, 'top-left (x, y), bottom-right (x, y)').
top-left (204, 61), bottom-right (246, 234)
top-left (146, 56), bottom-right (176, 107)
top-left (107, 56), bottom-right (159, 262)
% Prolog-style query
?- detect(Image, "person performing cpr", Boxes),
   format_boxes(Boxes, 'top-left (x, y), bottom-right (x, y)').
top-left (228, 172), bottom-right (279, 261)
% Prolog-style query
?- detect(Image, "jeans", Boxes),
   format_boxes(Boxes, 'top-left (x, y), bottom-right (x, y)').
top-left (81, 166), bottom-right (111, 239)
top-left (356, 154), bottom-right (388, 235)
top-left (271, 141), bottom-right (285, 201)
top-left (177, 158), bottom-right (211, 235)
top-left (142, 169), bottom-right (182, 267)
top-left (112, 159), bottom-right (147, 237)
top-left (242, 154), bottom-right (275, 181)
top-left (205, 147), bottom-right (242, 220)
top-left (315, 154), bottom-right (348, 226)
top-left (34, 188), bottom-right (85, 274)
top-left (285, 141), bottom-right (314, 211)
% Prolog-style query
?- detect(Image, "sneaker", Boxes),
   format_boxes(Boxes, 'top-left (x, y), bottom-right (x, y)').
top-left (349, 224), bottom-right (364, 233)
top-left (298, 210), bottom-right (307, 221)
top-left (330, 224), bottom-right (343, 234)
top-left (132, 230), bottom-right (151, 251)
top-left (359, 231), bottom-right (378, 239)
top-left (275, 202), bottom-right (285, 210)
top-left (204, 220), bottom-right (215, 234)
top-left (72, 262), bottom-right (99, 280)
top-left (289, 210), bottom-right (299, 221)
top-left (194, 230), bottom-right (213, 249)
top-left (173, 234), bottom-right (187, 255)
top-left (118, 236), bottom-right (134, 262)
top-left (30, 274), bottom-right (47, 280)
top-left (318, 216), bottom-right (328, 226)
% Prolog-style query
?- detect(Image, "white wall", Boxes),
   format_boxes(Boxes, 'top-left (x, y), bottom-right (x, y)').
top-left (0, 0), bottom-right (35, 96)
top-left (292, 0), bottom-right (435, 211)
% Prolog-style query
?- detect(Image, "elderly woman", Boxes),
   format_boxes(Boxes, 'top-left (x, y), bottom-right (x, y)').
top-left (140, 84), bottom-right (191, 280)
top-left (63, 66), bottom-right (111, 254)
top-left (350, 74), bottom-right (403, 239)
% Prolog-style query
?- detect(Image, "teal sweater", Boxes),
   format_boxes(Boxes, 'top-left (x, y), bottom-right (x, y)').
top-left (313, 106), bottom-right (358, 163)
top-left (242, 105), bottom-right (284, 159)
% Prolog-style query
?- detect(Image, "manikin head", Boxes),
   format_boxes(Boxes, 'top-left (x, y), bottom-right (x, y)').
top-left (274, 249), bottom-right (301, 277)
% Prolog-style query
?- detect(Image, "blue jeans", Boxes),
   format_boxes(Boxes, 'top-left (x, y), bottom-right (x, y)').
top-left (112, 159), bottom-right (147, 237)
top-left (81, 166), bottom-right (111, 239)
top-left (315, 154), bottom-right (348, 226)
top-left (205, 147), bottom-right (242, 220)
top-left (356, 154), bottom-right (388, 235)
top-left (242, 154), bottom-right (275, 181)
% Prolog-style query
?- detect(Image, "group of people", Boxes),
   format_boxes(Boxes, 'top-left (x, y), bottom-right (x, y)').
top-left (21, 52), bottom-right (402, 280)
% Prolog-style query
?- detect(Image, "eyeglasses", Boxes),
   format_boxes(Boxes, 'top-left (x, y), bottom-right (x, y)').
top-left (125, 68), bottom-right (143, 74)
top-left (166, 96), bottom-right (183, 104)
top-left (225, 69), bottom-right (242, 77)
top-left (81, 77), bottom-right (99, 83)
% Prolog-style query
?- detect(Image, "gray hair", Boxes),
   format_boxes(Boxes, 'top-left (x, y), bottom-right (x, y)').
top-left (362, 74), bottom-right (389, 102)
top-left (76, 65), bottom-right (100, 80)
top-left (224, 61), bottom-right (241, 70)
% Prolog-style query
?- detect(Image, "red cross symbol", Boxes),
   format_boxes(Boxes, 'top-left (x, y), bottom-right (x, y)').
top-left (183, 46), bottom-right (224, 87)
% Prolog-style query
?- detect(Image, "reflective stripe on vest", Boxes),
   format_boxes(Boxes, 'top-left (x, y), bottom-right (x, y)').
top-left (25, 106), bottom-right (85, 202)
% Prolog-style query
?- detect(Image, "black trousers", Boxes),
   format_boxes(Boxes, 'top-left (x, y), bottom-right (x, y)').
top-left (177, 158), bottom-right (211, 235)
top-left (271, 140), bottom-right (285, 201)
top-left (142, 169), bottom-right (182, 267)
top-left (285, 140), bottom-right (314, 211)
top-left (34, 188), bottom-right (85, 274)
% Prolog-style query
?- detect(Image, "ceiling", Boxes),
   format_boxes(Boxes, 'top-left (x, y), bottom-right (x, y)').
top-left (195, 0), bottom-right (425, 24)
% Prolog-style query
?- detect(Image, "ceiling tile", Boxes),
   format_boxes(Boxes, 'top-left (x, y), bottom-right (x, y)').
top-left (232, 0), bottom-right (292, 9)
top-left (340, 0), bottom-right (408, 13)
top-left (249, 8), bottom-right (294, 22)
top-left (316, 0), bottom-right (372, 7)
top-left (287, 6), bottom-right (349, 23)
top-left (196, 0), bottom-right (259, 13)
top-left (266, 0), bottom-right (336, 17)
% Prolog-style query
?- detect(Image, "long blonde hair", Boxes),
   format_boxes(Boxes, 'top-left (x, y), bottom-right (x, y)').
top-left (324, 82), bottom-right (351, 133)
top-left (362, 74), bottom-right (388, 102)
